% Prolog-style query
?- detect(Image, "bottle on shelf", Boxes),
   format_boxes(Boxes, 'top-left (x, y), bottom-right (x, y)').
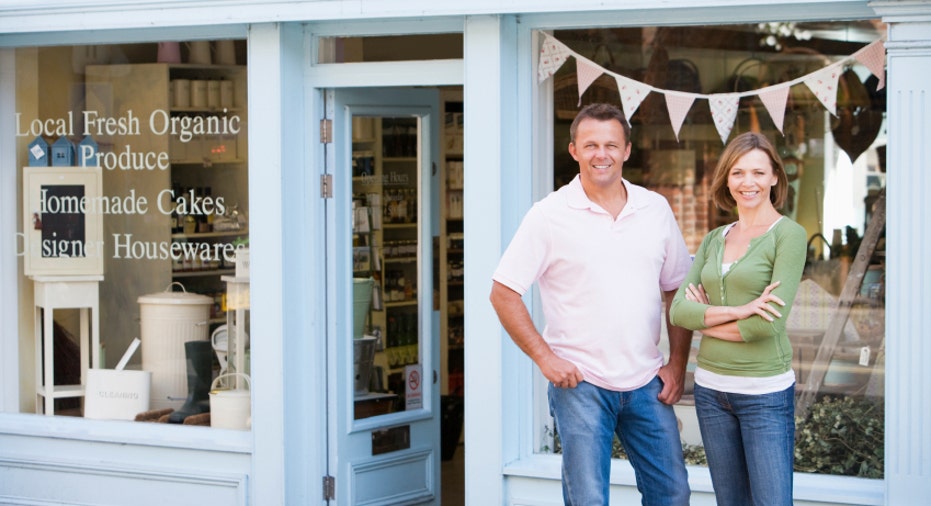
top-left (396, 270), bottom-right (407, 302)
top-left (404, 270), bottom-right (414, 301)
top-left (205, 186), bottom-right (215, 232)
top-left (196, 187), bottom-right (210, 233)
top-left (171, 183), bottom-right (182, 234)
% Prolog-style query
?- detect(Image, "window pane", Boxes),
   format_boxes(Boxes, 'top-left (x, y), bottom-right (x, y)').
top-left (544, 20), bottom-right (886, 479)
top-left (14, 41), bottom-right (250, 429)
top-left (352, 115), bottom-right (424, 421)
top-left (318, 34), bottom-right (463, 63)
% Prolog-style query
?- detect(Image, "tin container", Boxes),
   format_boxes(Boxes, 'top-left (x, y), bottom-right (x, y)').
top-left (138, 284), bottom-right (212, 410)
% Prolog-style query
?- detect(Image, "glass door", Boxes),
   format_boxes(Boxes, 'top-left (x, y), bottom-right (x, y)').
top-left (329, 87), bottom-right (440, 504)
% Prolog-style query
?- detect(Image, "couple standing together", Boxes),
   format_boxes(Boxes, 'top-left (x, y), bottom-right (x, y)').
top-left (490, 103), bottom-right (807, 505)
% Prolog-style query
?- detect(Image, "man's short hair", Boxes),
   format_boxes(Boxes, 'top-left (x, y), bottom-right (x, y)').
top-left (569, 103), bottom-right (631, 145)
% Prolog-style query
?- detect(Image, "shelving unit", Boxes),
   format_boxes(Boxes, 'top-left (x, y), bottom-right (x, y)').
top-left (167, 64), bottom-right (249, 326)
top-left (84, 63), bottom-right (248, 365)
top-left (32, 275), bottom-right (103, 415)
top-left (351, 116), bottom-right (421, 401)
top-left (439, 91), bottom-right (464, 396)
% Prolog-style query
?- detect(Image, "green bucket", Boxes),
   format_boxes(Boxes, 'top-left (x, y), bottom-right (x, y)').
top-left (353, 277), bottom-right (374, 340)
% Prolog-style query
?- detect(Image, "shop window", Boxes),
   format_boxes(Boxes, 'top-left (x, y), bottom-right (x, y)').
top-left (11, 41), bottom-right (251, 429)
top-left (541, 20), bottom-right (886, 479)
top-left (318, 34), bottom-right (463, 63)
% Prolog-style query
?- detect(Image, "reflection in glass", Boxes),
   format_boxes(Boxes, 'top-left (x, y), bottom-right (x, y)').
top-left (351, 115), bottom-right (422, 420)
top-left (546, 21), bottom-right (886, 478)
top-left (14, 42), bottom-right (249, 425)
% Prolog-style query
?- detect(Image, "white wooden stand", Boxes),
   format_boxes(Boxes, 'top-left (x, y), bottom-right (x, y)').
top-left (222, 275), bottom-right (250, 389)
top-left (32, 275), bottom-right (103, 415)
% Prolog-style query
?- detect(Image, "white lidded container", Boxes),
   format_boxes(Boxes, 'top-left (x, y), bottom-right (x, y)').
top-left (138, 283), bottom-right (212, 410)
top-left (210, 372), bottom-right (251, 430)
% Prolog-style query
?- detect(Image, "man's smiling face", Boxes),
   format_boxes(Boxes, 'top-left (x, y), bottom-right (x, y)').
top-left (569, 117), bottom-right (631, 191)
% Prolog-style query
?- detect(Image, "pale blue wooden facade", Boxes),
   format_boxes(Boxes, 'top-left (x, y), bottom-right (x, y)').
top-left (0, 1), bottom-right (929, 504)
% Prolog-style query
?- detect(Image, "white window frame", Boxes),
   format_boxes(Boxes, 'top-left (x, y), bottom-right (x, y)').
top-left (495, 6), bottom-right (887, 504)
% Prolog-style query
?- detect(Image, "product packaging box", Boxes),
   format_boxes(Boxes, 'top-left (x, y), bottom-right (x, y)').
top-left (84, 369), bottom-right (151, 420)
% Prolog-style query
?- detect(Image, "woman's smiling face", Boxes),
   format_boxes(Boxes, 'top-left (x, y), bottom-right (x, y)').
top-left (727, 148), bottom-right (778, 211)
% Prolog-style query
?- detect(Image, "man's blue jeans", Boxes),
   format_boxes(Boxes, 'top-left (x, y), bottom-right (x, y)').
top-left (548, 378), bottom-right (690, 506)
top-left (693, 383), bottom-right (795, 506)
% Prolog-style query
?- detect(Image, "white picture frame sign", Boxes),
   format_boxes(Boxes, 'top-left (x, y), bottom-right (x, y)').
top-left (22, 166), bottom-right (104, 276)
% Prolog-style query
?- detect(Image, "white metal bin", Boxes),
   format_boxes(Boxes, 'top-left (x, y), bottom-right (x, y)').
top-left (138, 285), bottom-right (212, 410)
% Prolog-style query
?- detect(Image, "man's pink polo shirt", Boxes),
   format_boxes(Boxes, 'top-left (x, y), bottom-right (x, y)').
top-left (493, 175), bottom-right (691, 391)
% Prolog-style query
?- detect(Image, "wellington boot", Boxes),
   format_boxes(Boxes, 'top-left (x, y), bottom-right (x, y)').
top-left (168, 340), bottom-right (213, 424)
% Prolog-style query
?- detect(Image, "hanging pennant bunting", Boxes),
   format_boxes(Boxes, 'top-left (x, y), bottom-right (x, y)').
top-left (804, 62), bottom-right (843, 116)
top-left (575, 57), bottom-right (604, 106)
top-left (614, 74), bottom-right (652, 125)
top-left (758, 84), bottom-right (791, 134)
top-left (665, 92), bottom-right (696, 141)
top-left (708, 93), bottom-right (740, 145)
top-left (854, 39), bottom-right (886, 90)
top-left (537, 34), bottom-right (572, 83)
top-left (537, 33), bottom-right (885, 143)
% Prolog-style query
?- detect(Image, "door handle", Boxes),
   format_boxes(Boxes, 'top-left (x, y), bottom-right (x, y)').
top-left (433, 370), bottom-right (438, 384)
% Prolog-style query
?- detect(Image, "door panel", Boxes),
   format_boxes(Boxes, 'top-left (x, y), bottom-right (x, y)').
top-left (329, 87), bottom-right (440, 505)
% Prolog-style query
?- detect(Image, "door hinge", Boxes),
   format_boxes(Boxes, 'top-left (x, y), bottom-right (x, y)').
top-left (321, 174), bottom-right (333, 198)
top-left (323, 475), bottom-right (335, 500)
top-left (320, 118), bottom-right (333, 144)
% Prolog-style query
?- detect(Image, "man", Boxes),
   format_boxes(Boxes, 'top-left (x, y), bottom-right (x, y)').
top-left (490, 103), bottom-right (692, 505)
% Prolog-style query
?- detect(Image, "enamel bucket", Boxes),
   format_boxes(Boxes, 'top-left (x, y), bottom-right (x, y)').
top-left (210, 372), bottom-right (251, 430)
top-left (138, 283), bottom-right (211, 410)
top-left (353, 277), bottom-right (373, 340)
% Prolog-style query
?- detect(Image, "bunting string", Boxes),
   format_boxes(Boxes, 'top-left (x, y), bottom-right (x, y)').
top-left (538, 33), bottom-right (886, 144)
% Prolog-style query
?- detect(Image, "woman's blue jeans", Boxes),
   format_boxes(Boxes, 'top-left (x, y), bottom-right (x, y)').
top-left (693, 383), bottom-right (795, 506)
top-left (548, 378), bottom-right (690, 506)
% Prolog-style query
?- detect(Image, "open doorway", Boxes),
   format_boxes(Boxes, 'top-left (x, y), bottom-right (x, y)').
top-left (319, 33), bottom-right (465, 503)
top-left (333, 85), bottom-right (465, 504)
top-left (438, 88), bottom-right (465, 506)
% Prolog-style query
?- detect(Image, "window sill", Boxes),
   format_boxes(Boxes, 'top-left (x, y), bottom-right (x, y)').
top-left (0, 412), bottom-right (252, 454)
top-left (502, 453), bottom-right (715, 493)
top-left (503, 453), bottom-right (884, 505)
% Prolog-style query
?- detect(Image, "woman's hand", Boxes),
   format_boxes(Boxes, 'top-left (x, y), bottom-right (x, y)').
top-left (687, 280), bottom-right (785, 329)
top-left (685, 283), bottom-right (710, 304)
top-left (738, 281), bottom-right (784, 322)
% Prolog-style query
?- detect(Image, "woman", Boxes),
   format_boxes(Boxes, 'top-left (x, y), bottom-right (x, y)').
top-left (670, 131), bottom-right (807, 506)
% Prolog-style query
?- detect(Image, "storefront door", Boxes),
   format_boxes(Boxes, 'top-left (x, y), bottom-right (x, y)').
top-left (328, 87), bottom-right (441, 504)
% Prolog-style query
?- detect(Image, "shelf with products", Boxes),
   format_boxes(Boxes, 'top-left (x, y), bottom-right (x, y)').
top-left (439, 90), bottom-right (464, 395)
top-left (351, 115), bottom-right (422, 387)
top-left (381, 221), bottom-right (420, 371)
top-left (167, 64), bottom-right (249, 321)
top-left (170, 221), bottom-right (248, 274)
top-left (84, 62), bottom-right (248, 364)
top-left (171, 269), bottom-right (236, 279)
top-left (167, 64), bottom-right (249, 331)
top-left (379, 117), bottom-right (420, 375)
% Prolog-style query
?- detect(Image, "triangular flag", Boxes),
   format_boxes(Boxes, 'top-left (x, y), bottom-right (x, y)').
top-left (854, 39), bottom-right (886, 90)
top-left (537, 34), bottom-right (572, 83)
top-left (575, 57), bottom-right (604, 106)
top-left (614, 74), bottom-right (652, 125)
top-left (665, 92), bottom-right (696, 142)
top-left (758, 84), bottom-right (791, 134)
top-left (708, 93), bottom-right (740, 145)
top-left (804, 63), bottom-right (843, 116)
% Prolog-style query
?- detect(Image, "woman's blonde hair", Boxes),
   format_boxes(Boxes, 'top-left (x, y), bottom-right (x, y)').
top-left (709, 131), bottom-right (789, 211)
